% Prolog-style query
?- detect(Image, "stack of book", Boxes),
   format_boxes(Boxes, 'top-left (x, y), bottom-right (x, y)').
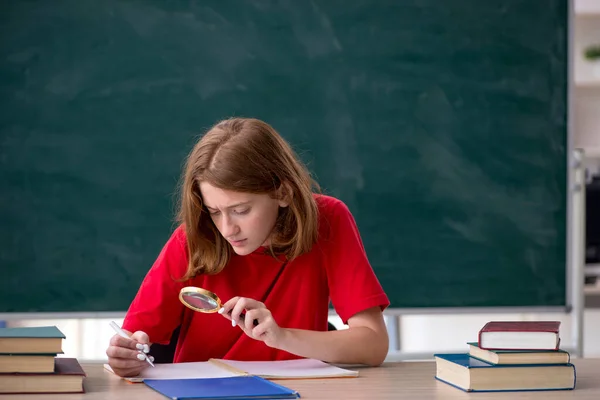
top-left (0, 325), bottom-right (85, 394)
top-left (434, 321), bottom-right (576, 392)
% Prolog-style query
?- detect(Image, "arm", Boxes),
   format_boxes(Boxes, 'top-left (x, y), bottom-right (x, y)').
top-left (296, 197), bottom-right (389, 365)
top-left (276, 307), bottom-right (388, 366)
top-left (220, 301), bottom-right (389, 366)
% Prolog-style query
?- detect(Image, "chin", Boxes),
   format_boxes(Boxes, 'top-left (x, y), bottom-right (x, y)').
top-left (231, 245), bottom-right (257, 256)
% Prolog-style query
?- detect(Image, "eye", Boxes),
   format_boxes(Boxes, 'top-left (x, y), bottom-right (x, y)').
top-left (233, 208), bottom-right (250, 215)
top-left (207, 209), bottom-right (220, 216)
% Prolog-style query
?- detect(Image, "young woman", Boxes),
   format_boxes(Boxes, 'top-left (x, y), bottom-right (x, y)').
top-left (106, 118), bottom-right (389, 377)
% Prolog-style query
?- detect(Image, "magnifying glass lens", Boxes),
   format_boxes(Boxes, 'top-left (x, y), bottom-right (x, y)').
top-left (179, 287), bottom-right (221, 313)
top-left (182, 293), bottom-right (219, 311)
top-left (178, 287), bottom-right (258, 326)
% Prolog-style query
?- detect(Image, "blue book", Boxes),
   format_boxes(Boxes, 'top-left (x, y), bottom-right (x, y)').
top-left (144, 376), bottom-right (300, 399)
top-left (434, 353), bottom-right (576, 392)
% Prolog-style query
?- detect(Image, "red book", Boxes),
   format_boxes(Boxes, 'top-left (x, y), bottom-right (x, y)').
top-left (0, 357), bottom-right (85, 394)
top-left (478, 321), bottom-right (561, 351)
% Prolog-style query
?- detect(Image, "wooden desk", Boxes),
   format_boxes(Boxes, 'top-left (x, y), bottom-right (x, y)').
top-left (7, 359), bottom-right (600, 399)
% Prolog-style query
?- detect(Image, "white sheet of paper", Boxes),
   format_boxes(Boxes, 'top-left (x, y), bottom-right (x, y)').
top-left (211, 358), bottom-right (359, 378)
top-left (104, 358), bottom-right (358, 382)
top-left (103, 361), bottom-right (241, 382)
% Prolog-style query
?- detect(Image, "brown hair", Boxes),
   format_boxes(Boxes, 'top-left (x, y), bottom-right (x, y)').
top-left (177, 118), bottom-right (319, 279)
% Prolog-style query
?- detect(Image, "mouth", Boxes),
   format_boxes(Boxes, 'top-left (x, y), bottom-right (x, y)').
top-left (228, 239), bottom-right (247, 247)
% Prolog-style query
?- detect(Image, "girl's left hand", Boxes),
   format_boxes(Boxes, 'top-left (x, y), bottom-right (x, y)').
top-left (218, 297), bottom-right (285, 348)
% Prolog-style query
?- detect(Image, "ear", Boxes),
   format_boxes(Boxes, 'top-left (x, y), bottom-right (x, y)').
top-left (276, 182), bottom-right (292, 208)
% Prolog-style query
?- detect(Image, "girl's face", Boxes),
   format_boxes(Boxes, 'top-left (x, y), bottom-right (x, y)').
top-left (199, 182), bottom-right (289, 256)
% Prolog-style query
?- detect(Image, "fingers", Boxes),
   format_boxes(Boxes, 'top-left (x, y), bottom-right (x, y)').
top-left (217, 296), bottom-right (237, 321)
top-left (244, 308), bottom-right (268, 332)
top-left (131, 330), bottom-right (150, 343)
top-left (109, 333), bottom-right (138, 350)
top-left (108, 354), bottom-right (146, 371)
top-left (106, 342), bottom-right (139, 360)
top-left (137, 353), bottom-right (155, 364)
top-left (218, 297), bottom-right (280, 342)
top-left (131, 331), bottom-right (151, 354)
top-left (106, 343), bottom-right (146, 372)
top-left (110, 365), bottom-right (144, 378)
top-left (220, 297), bottom-right (265, 327)
top-left (106, 332), bottom-right (154, 376)
top-left (217, 297), bottom-right (282, 346)
top-left (108, 353), bottom-right (153, 378)
top-left (251, 320), bottom-right (269, 339)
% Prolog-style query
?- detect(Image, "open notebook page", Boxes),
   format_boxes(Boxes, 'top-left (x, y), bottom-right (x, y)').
top-left (210, 358), bottom-right (359, 379)
top-left (103, 362), bottom-right (244, 383)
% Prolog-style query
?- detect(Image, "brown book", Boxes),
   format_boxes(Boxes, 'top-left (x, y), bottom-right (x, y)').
top-left (0, 353), bottom-right (56, 373)
top-left (0, 326), bottom-right (65, 354)
top-left (478, 321), bottom-right (561, 350)
top-left (0, 357), bottom-right (86, 394)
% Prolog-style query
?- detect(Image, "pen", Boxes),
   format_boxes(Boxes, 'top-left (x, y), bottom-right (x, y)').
top-left (109, 321), bottom-right (155, 367)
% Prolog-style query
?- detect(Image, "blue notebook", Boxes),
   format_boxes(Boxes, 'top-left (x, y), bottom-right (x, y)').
top-left (434, 353), bottom-right (576, 392)
top-left (144, 376), bottom-right (300, 399)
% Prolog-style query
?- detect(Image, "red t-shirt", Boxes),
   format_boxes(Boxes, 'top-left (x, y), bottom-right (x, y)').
top-left (123, 194), bottom-right (389, 362)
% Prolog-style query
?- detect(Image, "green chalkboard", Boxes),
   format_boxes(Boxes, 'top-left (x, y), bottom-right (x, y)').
top-left (0, 0), bottom-right (568, 312)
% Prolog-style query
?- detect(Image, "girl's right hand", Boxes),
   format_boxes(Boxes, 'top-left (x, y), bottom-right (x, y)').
top-left (106, 330), bottom-right (154, 377)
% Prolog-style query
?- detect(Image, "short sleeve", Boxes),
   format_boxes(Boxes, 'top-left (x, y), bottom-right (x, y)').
top-left (122, 226), bottom-right (188, 344)
top-left (321, 198), bottom-right (390, 323)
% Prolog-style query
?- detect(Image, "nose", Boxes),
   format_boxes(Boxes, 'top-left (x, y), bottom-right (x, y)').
top-left (220, 214), bottom-right (239, 238)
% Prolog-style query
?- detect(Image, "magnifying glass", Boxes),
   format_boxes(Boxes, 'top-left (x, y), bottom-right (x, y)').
top-left (179, 286), bottom-right (258, 326)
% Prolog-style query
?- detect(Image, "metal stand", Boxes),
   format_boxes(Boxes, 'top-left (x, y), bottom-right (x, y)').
top-left (570, 149), bottom-right (586, 358)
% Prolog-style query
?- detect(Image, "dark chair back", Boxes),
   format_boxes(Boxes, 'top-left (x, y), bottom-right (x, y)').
top-left (151, 325), bottom-right (181, 364)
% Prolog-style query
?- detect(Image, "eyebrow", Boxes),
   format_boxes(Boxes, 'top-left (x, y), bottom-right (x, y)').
top-left (204, 201), bottom-right (251, 210)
